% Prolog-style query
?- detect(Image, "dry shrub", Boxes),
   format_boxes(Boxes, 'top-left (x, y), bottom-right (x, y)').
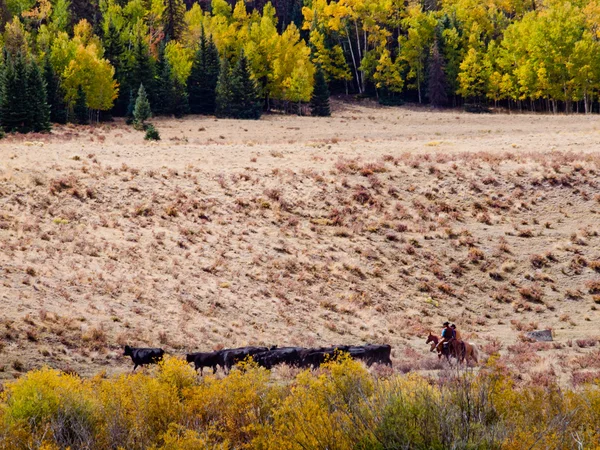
top-left (519, 284), bottom-right (543, 303)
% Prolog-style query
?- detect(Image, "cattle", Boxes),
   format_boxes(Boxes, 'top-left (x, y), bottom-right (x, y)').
top-left (221, 346), bottom-right (270, 371)
top-left (348, 344), bottom-right (392, 367)
top-left (186, 351), bottom-right (224, 375)
top-left (254, 347), bottom-right (305, 369)
top-left (123, 346), bottom-right (165, 371)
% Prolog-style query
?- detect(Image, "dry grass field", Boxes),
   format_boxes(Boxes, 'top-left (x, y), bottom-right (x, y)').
top-left (1, 100), bottom-right (600, 384)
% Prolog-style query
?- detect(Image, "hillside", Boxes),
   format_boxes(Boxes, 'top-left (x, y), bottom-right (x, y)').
top-left (1, 101), bottom-right (600, 382)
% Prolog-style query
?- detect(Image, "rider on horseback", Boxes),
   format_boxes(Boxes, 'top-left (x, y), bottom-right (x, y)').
top-left (437, 321), bottom-right (454, 354)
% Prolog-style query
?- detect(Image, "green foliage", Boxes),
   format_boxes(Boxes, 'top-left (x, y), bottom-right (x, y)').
top-left (188, 29), bottom-right (220, 115)
top-left (163, 0), bottom-right (186, 41)
top-left (0, 53), bottom-right (28, 132)
top-left (26, 58), bottom-right (51, 132)
top-left (73, 84), bottom-right (88, 124)
top-left (216, 53), bottom-right (262, 120)
top-left (133, 83), bottom-right (152, 124)
top-left (310, 66), bottom-right (331, 117)
top-left (428, 40), bottom-right (448, 107)
top-left (44, 56), bottom-right (67, 124)
top-left (144, 123), bottom-right (160, 140)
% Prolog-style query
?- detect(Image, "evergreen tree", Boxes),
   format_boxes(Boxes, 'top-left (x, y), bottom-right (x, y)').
top-left (163, 0), bottom-right (186, 41)
top-left (127, 34), bottom-right (156, 109)
top-left (428, 41), bottom-right (448, 108)
top-left (26, 59), bottom-right (51, 132)
top-left (74, 85), bottom-right (89, 125)
top-left (188, 30), bottom-right (220, 115)
top-left (172, 78), bottom-right (189, 118)
top-left (70, 0), bottom-right (101, 31)
top-left (125, 88), bottom-right (135, 124)
top-left (1, 54), bottom-right (29, 133)
top-left (216, 53), bottom-right (261, 120)
top-left (104, 21), bottom-right (127, 115)
top-left (133, 83), bottom-right (152, 124)
top-left (215, 58), bottom-right (233, 118)
top-left (44, 57), bottom-right (67, 124)
top-left (310, 66), bottom-right (331, 117)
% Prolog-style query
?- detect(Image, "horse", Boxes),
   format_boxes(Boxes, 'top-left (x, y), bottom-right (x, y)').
top-left (425, 332), bottom-right (478, 365)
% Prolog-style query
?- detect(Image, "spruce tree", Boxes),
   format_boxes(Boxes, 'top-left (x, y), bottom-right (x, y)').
top-left (428, 41), bottom-right (448, 108)
top-left (74, 85), bottom-right (89, 125)
top-left (163, 0), bottom-right (186, 41)
top-left (104, 21), bottom-right (127, 115)
top-left (125, 89), bottom-right (135, 124)
top-left (223, 53), bottom-right (262, 120)
top-left (188, 30), bottom-right (220, 115)
top-left (44, 57), bottom-right (67, 124)
top-left (127, 34), bottom-right (156, 108)
top-left (133, 83), bottom-right (152, 124)
top-left (26, 59), bottom-right (51, 132)
top-left (172, 79), bottom-right (189, 118)
top-left (310, 66), bottom-right (331, 117)
top-left (215, 58), bottom-right (233, 118)
top-left (1, 54), bottom-right (29, 132)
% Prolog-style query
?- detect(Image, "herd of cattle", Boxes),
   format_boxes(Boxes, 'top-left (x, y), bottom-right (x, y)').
top-left (123, 344), bottom-right (393, 373)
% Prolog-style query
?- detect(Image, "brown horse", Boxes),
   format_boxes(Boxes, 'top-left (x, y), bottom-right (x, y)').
top-left (425, 332), bottom-right (478, 365)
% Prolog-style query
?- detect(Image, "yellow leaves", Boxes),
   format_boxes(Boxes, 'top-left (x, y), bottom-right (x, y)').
top-left (156, 355), bottom-right (197, 395)
top-left (2, 359), bottom-right (600, 448)
top-left (63, 43), bottom-right (118, 110)
top-left (165, 41), bottom-right (194, 84)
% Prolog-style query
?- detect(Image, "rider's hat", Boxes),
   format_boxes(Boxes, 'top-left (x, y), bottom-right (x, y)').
top-left (443, 321), bottom-right (450, 326)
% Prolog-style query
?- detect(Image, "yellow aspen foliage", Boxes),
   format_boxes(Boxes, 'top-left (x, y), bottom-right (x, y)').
top-left (62, 44), bottom-right (119, 111)
top-left (165, 41), bottom-right (194, 84)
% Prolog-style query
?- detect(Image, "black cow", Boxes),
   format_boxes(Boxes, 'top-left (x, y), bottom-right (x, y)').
top-left (123, 346), bottom-right (165, 371)
top-left (348, 344), bottom-right (392, 367)
top-left (186, 351), bottom-right (224, 375)
top-left (221, 346), bottom-right (270, 371)
top-left (254, 347), bottom-right (304, 369)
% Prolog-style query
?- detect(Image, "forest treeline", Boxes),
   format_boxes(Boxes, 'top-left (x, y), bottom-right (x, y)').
top-left (0, 0), bottom-right (600, 133)
top-left (0, 355), bottom-right (599, 449)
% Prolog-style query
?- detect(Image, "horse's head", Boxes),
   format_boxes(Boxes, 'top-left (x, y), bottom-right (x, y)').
top-left (425, 333), bottom-right (437, 345)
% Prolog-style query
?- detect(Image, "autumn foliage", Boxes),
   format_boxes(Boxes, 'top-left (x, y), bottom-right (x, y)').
top-left (1, 355), bottom-right (599, 449)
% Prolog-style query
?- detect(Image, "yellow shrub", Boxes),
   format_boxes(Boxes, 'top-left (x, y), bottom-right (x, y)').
top-left (184, 360), bottom-right (280, 448)
top-left (96, 373), bottom-right (183, 450)
top-left (151, 424), bottom-right (212, 450)
top-left (1, 367), bottom-right (97, 449)
top-left (157, 355), bottom-right (198, 396)
top-left (270, 354), bottom-right (374, 450)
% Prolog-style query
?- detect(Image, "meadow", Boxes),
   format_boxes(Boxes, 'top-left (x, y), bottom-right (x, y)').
top-left (1, 101), bottom-right (599, 388)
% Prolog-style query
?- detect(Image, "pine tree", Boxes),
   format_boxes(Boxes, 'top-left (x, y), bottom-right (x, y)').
top-left (215, 58), bottom-right (233, 118)
top-left (127, 34), bottom-right (156, 109)
top-left (1, 54), bottom-right (29, 133)
top-left (44, 57), bottom-right (67, 124)
top-left (74, 85), bottom-right (89, 125)
top-left (310, 66), bottom-right (331, 117)
top-left (104, 21), bottom-right (127, 115)
top-left (126, 89), bottom-right (135, 124)
top-left (428, 41), bottom-right (448, 108)
top-left (163, 0), bottom-right (186, 41)
top-left (222, 53), bottom-right (262, 120)
top-left (26, 59), bottom-right (51, 132)
top-left (172, 79), bottom-right (189, 118)
top-left (188, 30), bottom-right (220, 115)
top-left (133, 83), bottom-right (152, 124)
top-left (155, 45), bottom-right (173, 116)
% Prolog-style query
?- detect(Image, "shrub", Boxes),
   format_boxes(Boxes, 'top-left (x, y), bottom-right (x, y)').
top-left (144, 124), bottom-right (160, 141)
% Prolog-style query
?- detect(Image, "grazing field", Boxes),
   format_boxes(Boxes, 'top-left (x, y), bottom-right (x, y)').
top-left (1, 100), bottom-right (600, 384)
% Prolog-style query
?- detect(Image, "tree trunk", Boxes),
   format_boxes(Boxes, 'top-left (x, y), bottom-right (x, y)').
top-left (345, 28), bottom-right (362, 94)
